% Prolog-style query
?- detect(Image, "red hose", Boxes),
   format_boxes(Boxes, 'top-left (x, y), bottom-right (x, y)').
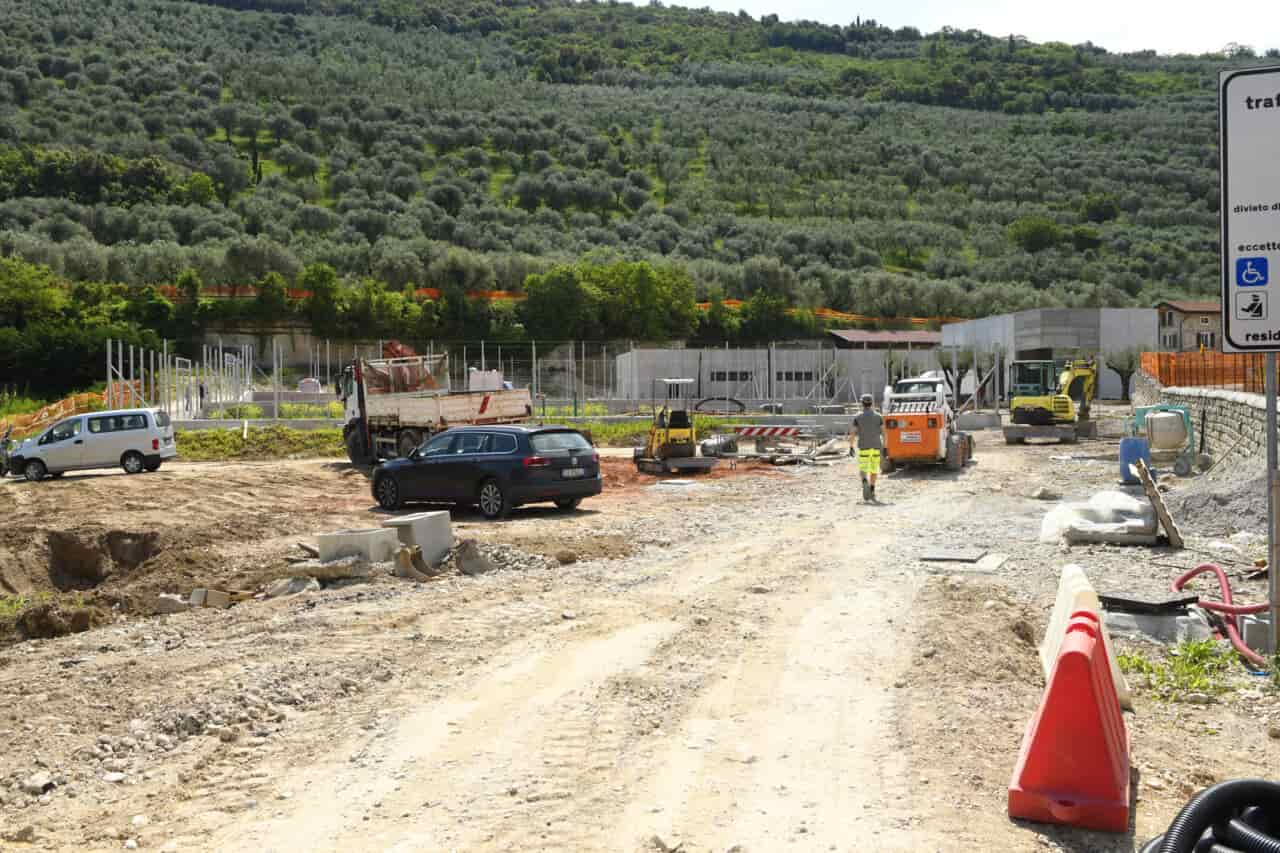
top-left (1170, 563), bottom-right (1268, 667)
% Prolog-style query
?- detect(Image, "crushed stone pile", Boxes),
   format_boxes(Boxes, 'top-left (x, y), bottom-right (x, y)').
top-left (1167, 464), bottom-right (1269, 536)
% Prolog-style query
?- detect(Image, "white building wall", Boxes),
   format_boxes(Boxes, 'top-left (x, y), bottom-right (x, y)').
top-left (615, 346), bottom-right (939, 403)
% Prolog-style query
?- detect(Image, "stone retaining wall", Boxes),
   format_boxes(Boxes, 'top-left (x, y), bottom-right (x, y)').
top-left (1134, 370), bottom-right (1270, 460)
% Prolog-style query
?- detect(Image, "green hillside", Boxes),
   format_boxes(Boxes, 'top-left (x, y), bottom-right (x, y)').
top-left (0, 0), bottom-right (1274, 384)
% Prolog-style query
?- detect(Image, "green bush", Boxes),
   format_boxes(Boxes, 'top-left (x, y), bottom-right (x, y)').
top-left (210, 403), bottom-right (264, 420)
top-left (176, 426), bottom-right (345, 461)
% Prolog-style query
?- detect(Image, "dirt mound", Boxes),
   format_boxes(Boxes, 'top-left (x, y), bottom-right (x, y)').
top-left (12, 601), bottom-right (109, 640)
top-left (47, 529), bottom-right (164, 591)
top-left (47, 531), bottom-right (109, 591)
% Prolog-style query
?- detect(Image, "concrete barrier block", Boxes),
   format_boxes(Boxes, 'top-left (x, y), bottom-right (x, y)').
top-left (188, 588), bottom-right (207, 607)
top-left (381, 511), bottom-right (452, 566)
top-left (203, 589), bottom-right (232, 609)
top-left (317, 528), bottom-right (399, 564)
top-left (1041, 564), bottom-right (1132, 710)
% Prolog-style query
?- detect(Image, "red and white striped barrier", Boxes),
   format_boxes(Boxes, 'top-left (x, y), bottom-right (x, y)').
top-left (732, 426), bottom-right (801, 438)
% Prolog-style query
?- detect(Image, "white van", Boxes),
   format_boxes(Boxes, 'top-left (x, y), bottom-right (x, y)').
top-left (9, 408), bottom-right (177, 481)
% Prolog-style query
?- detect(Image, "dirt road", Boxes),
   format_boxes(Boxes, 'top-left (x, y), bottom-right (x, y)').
top-left (4, 433), bottom-right (1280, 851)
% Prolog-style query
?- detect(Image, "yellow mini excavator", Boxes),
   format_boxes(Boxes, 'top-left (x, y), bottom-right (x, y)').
top-left (634, 378), bottom-right (719, 475)
top-left (1002, 357), bottom-right (1098, 444)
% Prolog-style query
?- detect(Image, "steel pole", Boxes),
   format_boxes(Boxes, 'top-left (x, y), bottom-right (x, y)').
top-left (1268, 352), bottom-right (1279, 658)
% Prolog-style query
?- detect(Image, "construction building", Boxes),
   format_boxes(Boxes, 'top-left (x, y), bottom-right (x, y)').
top-left (614, 335), bottom-right (941, 407)
top-left (941, 308), bottom-right (1157, 400)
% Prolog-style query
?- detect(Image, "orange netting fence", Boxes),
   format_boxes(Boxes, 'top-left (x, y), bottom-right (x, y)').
top-left (0, 382), bottom-right (146, 439)
top-left (1141, 351), bottom-right (1273, 393)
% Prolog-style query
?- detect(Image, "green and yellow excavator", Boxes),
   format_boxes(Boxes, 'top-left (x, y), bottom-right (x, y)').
top-left (1002, 357), bottom-right (1098, 444)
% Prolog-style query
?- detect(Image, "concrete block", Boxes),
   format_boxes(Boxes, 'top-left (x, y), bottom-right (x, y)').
top-left (203, 589), bottom-right (232, 609)
top-left (188, 589), bottom-right (207, 607)
top-left (1103, 608), bottom-right (1212, 645)
top-left (1242, 614), bottom-right (1274, 656)
top-left (381, 511), bottom-right (452, 566)
top-left (317, 528), bottom-right (399, 564)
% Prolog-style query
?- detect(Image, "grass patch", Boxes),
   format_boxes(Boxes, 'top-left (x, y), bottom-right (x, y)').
top-left (1119, 639), bottom-right (1235, 701)
top-left (0, 395), bottom-right (48, 418)
top-left (176, 426), bottom-right (344, 461)
top-left (565, 416), bottom-right (754, 447)
top-left (279, 402), bottom-right (344, 419)
top-left (208, 403), bottom-right (265, 420)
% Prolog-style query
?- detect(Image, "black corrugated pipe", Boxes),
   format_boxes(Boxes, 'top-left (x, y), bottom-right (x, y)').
top-left (1140, 780), bottom-right (1280, 853)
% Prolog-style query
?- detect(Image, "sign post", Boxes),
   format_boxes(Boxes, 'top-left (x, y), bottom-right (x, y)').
top-left (1221, 65), bottom-right (1280, 659)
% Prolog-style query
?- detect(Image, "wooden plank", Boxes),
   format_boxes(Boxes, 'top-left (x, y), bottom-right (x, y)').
top-left (1134, 457), bottom-right (1185, 549)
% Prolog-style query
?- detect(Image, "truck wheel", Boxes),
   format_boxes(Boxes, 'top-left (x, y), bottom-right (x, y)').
top-left (397, 429), bottom-right (421, 459)
top-left (880, 455), bottom-right (895, 474)
top-left (345, 428), bottom-right (371, 466)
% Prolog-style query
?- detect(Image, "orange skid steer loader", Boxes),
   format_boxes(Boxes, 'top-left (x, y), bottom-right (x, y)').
top-left (880, 372), bottom-right (973, 473)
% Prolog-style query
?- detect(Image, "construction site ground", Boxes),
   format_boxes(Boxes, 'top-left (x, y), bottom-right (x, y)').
top-left (2, 425), bottom-right (1279, 851)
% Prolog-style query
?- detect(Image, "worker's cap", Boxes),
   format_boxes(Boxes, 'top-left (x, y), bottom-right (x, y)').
top-left (860, 393), bottom-right (873, 405)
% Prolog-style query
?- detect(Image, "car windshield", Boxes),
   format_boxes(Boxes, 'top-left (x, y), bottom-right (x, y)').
top-left (531, 432), bottom-right (591, 453)
top-left (895, 381), bottom-right (939, 394)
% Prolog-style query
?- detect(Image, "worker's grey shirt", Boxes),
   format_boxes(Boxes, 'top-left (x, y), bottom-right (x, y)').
top-left (852, 409), bottom-right (883, 451)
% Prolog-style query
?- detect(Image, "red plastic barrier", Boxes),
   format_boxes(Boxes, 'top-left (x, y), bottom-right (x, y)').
top-left (1008, 613), bottom-right (1130, 833)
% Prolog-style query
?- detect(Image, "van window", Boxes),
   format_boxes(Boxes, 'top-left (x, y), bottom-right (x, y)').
top-left (120, 414), bottom-right (147, 431)
top-left (154, 411), bottom-right (171, 428)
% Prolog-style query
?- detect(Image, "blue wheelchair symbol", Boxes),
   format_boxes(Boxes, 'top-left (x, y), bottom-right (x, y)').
top-left (1237, 257), bottom-right (1269, 287)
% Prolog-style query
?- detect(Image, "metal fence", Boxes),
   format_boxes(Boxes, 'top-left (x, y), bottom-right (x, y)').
top-left (1141, 351), bottom-right (1274, 393)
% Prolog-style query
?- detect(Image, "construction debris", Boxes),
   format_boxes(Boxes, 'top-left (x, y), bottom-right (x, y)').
top-left (265, 577), bottom-right (321, 599)
top-left (295, 542), bottom-right (320, 558)
top-left (1133, 458), bottom-right (1185, 549)
top-left (456, 540), bottom-right (497, 576)
top-left (1041, 491), bottom-right (1157, 545)
top-left (393, 546), bottom-right (438, 583)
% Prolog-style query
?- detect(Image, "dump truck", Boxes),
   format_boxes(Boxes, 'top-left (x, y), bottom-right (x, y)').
top-left (880, 371), bottom-right (973, 472)
top-left (1002, 358), bottom-right (1098, 444)
top-left (339, 354), bottom-right (532, 465)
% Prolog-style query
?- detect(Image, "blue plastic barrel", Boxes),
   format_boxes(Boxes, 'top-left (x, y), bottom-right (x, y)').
top-left (1119, 437), bottom-right (1151, 485)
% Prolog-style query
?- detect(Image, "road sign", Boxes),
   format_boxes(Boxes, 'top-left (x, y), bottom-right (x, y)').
top-left (1221, 65), bottom-right (1280, 352)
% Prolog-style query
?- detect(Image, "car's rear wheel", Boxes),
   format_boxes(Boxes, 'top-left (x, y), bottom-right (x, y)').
top-left (478, 478), bottom-right (509, 520)
top-left (554, 497), bottom-right (582, 511)
top-left (122, 451), bottom-right (146, 475)
top-left (23, 460), bottom-right (47, 482)
top-left (374, 474), bottom-right (402, 511)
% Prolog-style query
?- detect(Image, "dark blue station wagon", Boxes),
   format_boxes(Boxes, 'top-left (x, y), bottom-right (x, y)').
top-left (371, 425), bottom-right (603, 518)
